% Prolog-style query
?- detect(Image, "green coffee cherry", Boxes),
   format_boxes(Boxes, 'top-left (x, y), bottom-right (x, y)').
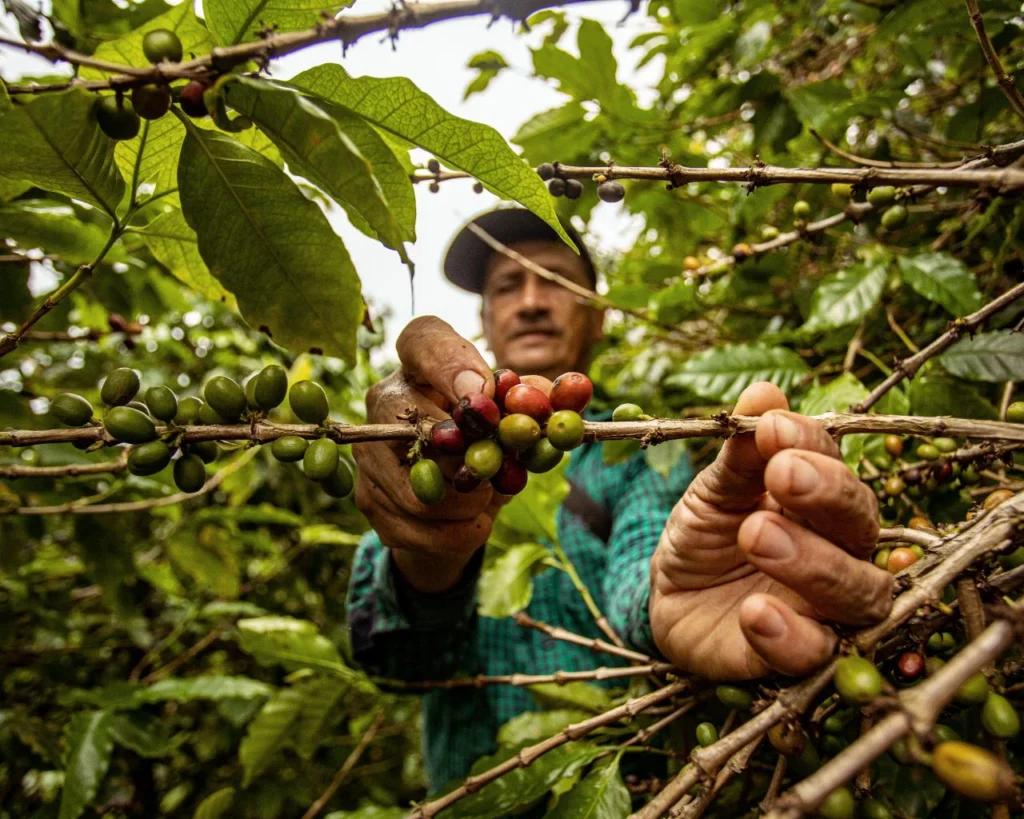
top-left (464, 440), bottom-right (504, 481)
top-left (546, 410), bottom-right (585, 451)
top-left (199, 402), bottom-right (229, 426)
top-left (127, 440), bottom-right (172, 476)
top-left (244, 376), bottom-right (259, 410)
top-left (101, 368), bottom-right (140, 406)
top-left (94, 96), bottom-right (140, 141)
top-left (831, 182), bottom-right (853, 199)
top-left (1007, 401), bottom-right (1024, 423)
top-left (498, 414), bottom-right (542, 451)
top-left (932, 437), bottom-right (957, 453)
top-left (981, 693), bottom-right (1019, 739)
top-left (834, 655), bottom-right (883, 704)
top-left (916, 443), bottom-right (940, 460)
top-left (817, 787), bottom-right (854, 819)
top-left (858, 797), bottom-right (892, 819)
top-left (612, 403), bottom-right (645, 422)
top-left (522, 439), bottom-right (564, 474)
top-left (144, 386), bottom-right (178, 421)
top-left (254, 364), bottom-right (288, 410)
top-left (104, 406), bottom-right (157, 443)
top-left (50, 393), bottom-right (94, 427)
top-left (142, 28), bottom-right (183, 63)
top-left (695, 722), bottom-right (718, 747)
top-left (188, 440), bottom-right (219, 464)
top-left (303, 438), bottom-right (339, 481)
top-left (953, 671), bottom-right (989, 705)
top-left (175, 396), bottom-right (204, 425)
top-left (270, 436), bottom-right (308, 463)
top-left (866, 186), bottom-right (896, 206)
top-left (933, 724), bottom-right (960, 744)
top-left (761, 225), bottom-right (779, 240)
top-left (289, 380), bottom-right (330, 424)
top-left (881, 204), bottom-right (908, 229)
top-left (715, 685), bottom-right (752, 710)
top-left (173, 454), bottom-right (206, 493)
top-left (793, 200), bottom-right (812, 219)
top-left (204, 376), bottom-right (246, 420)
top-left (322, 461), bottom-right (354, 498)
top-left (410, 459), bottom-right (445, 506)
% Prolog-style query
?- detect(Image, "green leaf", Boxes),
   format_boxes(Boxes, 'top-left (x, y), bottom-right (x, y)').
top-left (493, 460), bottom-right (569, 544)
top-left (497, 709), bottom-right (591, 747)
top-left (206, 0), bottom-right (352, 44)
top-left (110, 712), bottom-right (173, 757)
top-left (58, 711), bottom-right (114, 819)
top-left (908, 374), bottom-right (998, 420)
top-left (236, 616), bottom-right (347, 675)
top-left (513, 102), bottom-right (595, 166)
top-left (0, 200), bottom-right (121, 264)
top-left (221, 77), bottom-right (409, 261)
top-left (801, 264), bottom-right (887, 331)
top-left (465, 51), bottom-right (508, 100)
top-left (544, 758), bottom-right (630, 819)
top-left (193, 787), bottom-right (236, 819)
top-left (938, 331), bottom-right (1024, 382)
top-left (897, 253), bottom-right (982, 316)
top-left (289, 64), bottom-right (573, 251)
top-left (292, 676), bottom-right (345, 760)
top-left (177, 123), bottom-right (363, 362)
top-left (239, 685), bottom-right (305, 787)
top-left (478, 542), bottom-right (551, 618)
top-left (529, 682), bottom-right (612, 713)
top-left (143, 676), bottom-right (274, 703)
top-left (799, 373), bottom-right (870, 470)
top-left (666, 344), bottom-right (810, 402)
top-left (0, 91), bottom-right (124, 217)
top-left (298, 524), bottom-right (363, 547)
top-left (324, 809), bottom-right (404, 819)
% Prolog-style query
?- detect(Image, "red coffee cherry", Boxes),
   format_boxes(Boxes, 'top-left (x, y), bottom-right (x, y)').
top-left (179, 80), bottom-right (210, 118)
top-left (550, 372), bottom-right (593, 413)
top-left (452, 392), bottom-right (501, 440)
top-left (430, 419), bottom-right (466, 455)
top-left (492, 368), bottom-right (521, 411)
top-left (503, 384), bottom-right (551, 421)
top-left (491, 457), bottom-right (528, 496)
top-left (452, 465), bottom-right (482, 494)
top-left (897, 651), bottom-right (925, 682)
top-left (887, 547), bottom-right (919, 573)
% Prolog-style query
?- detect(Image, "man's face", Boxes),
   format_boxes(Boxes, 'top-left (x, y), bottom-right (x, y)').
top-left (480, 239), bottom-right (605, 380)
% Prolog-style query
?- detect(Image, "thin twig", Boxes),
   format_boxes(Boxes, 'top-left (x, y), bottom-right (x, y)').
top-left (301, 711), bottom-right (387, 819)
top-left (963, 0), bottom-right (1024, 120)
top-left (373, 662), bottom-right (673, 690)
top-left (141, 627), bottom-right (226, 684)
top-left (513, 612), bottom-right (654, 665)
top-left (877, 526), bottom-right (941, 547)
top-left (0, 451), bottom-right (128, 478)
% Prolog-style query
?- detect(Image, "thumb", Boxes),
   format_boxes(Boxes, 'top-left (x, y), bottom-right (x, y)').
top-left (396, 316), bottom-right (494, 406)
top-left (697, 382), bottom-right (789, 510)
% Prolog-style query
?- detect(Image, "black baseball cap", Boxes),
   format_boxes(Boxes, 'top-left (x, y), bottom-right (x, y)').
top-left (443, 207), bottom-right (597, 295)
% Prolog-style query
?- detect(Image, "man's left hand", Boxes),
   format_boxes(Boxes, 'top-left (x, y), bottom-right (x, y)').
top-left (649, 382), bottom-right (894, 679)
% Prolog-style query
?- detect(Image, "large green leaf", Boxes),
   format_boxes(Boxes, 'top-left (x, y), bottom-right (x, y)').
top-left (897, 253), bottom-right (982, 316)
top-left (205, 0), bottom-right (352, 45)
top-left (178, 124), bottom-right (363, 362)
top-left (0, 91), bottom-right (124, 217)
top-left (236, 616), bottom-right (348, 675)
top-left (908, 374), bottom-right (998, 420)
top-left (193, 788), bottom-right (236, 819)
top-left (221, 78), bottom-right (409, 261)
top-left (289, 64), bottom-right (573, 250)
top-left (545, 758), bottom-right (630, 819)
top-left (801, 264), bottom-right (887, 331)
top-left (799, 373), bottom-right (870, 470)
top-left (58, 711), bottom-right (114, 819)
top-left (497, 709), bottom-right (591, 747)
top-left (137, 207), bottom-right (237, 309)
top-left (239, 684), bottom-right (305, 787)
top-left (478, 542), bottom-right (551, 618)
top-left (938, 331), bottom-right (1024, 382)
top-left (513, 102), bottom-right (595, 166)
top-left (666, 344), bottom-right (810, 402)
top-left (292, 676), bottom-right (345, 760)
top-left (110, 712), bottom-right (173, 757)
top-left (0, 200), bottom-right (122, 264)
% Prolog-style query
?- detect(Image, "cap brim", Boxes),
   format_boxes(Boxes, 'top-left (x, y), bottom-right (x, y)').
top-left (443, 208), bottom-right (594, 294)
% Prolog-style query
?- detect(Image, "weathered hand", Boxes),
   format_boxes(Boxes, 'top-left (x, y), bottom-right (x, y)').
top-left (649, 382), bottom-right (894, 678)
top-left (353, 317), bottom-right (504, 592)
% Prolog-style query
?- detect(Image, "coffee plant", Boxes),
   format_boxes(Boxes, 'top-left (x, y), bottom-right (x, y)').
top-left (2, 0), bottom-right (1024, 816)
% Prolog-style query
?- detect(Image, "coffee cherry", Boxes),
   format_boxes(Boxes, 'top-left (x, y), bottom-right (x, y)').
top-left (498, 414), bottom-right (542, 451)
top-left (683, 256), bottom-right (700, 271)
top-left (761, 225), bottom-right (779, 240)
top-left (597, 180), bottom-right (625, 203)
top-left (204, 376), bottom-right (246, 421)
top-left (452, 464), bottom-right (482, 493)
top-left (883, 435), bottom-right (904, 457)
top-left (962, 464), bottom-right (980, 484)
top-left (410, 459), bottom-right (445, 506)
top-left (817, 787), bottom-right (854, 819)
top-left (916, 443), bottom-right (939, 460)
top-left (866, 186), bottom-right (896, 206)
top-left (491, 457), bottom-right (528, 496)
top-left (873, 548), bottom-right (890, 570)
top-left (127, 400), bottom-right (151, 415)
top-left (715, 685), bottom-right (752, 710)
top-left (101, 368), bottom-right (140, 406)
top-left (792, 200), bottom-right (811, 219)
top-left (550, 372), bottom-right (593, 413)
top-left (834, 655), bottom-right (883, 704)
top-left (473, 181), bottom-right (484, 194)
top-left (612, 403), bottom-right (645, 422)
top-left (934, 460), bottom-right (954, 483)
top-left (984, 489), bottom-right (1014, 510)
top-left (536, 163), bottom-right (555, 180)
top-left (104, 406), bottom-right (157, 444)
top-left (144, 386), bottom-right (177, 421)
top-left (289, 380), bottom-right (330, 424)
top-left (95, 96), bottom-right (140, 141)
top-left (884, 475), bottom-right (905, 497)
top-left (981, 693), bottom-right (1020, 739)
top-left (896, 651), bottom-right (925, 682)
top-left (464, 439), bottom-right (503, 481)
top-left (253, 364), bottom-right (288, 410)
top-left (903, 468), bottom-right (922, 485)
top-left (188, 440), bottom-right (219, 464)
top-left (767, 721), bottom-right (806, 756)
top-left (546, 410), bottom-right (585, 451)
top-left (932, 741), bottom-right (1015, 802)
top-left (322, 461), bottom-right (354, 498)
top-left (270, 435), bottom-right (308, 463)
top-left (50, 393), bottom-right (94, 427)
top-left (430, 419), bottom-right (466, 455)
top-left (881, 204), bottom-right (908, 229)
top-left (933, 437), bottom-right (957, 453)
top-left (427, 158), bottom-right (440, 174)
top-left (199, 402), bottom-right (228, 426)
top-left (429, 181), bottom-right (440, 193)
top-left (933, 724), bottom-right (960, 744)
top-left (547, 178), bottom-right (566, 197)
top-left (858, 799), bottom-right (891, 819)
top-left (127, 440), bottom-right (172, 476)
top-left (174, 396), bottom-right (203, 425)
top-left (303, 438), bottom-right (339, 481)
top-left (1007, 401), bottom-right (1024, 422)
top-left (142, 28), bottom-right (183, 63)
top-left (503, 385), bottom-right (551, 421)
top-left (452, 392), bottom-right (501, 439)
top-left (131, 84), bottom-right (171, 120)
top-left (179, 80), bottom-right (210, 118)
top-left (564, 179), bottom-right (583, 200)
top-left (731, 242), bottom-right (752, 261)
top-left (954, 671), bottom-right (989, 705)
top-left (174, 454), bottom-right (206, 493)
top-left (907, 515), bottom-right (934, 531)
top-left (870, 451), bottom-right (892, 471)
top-left (887, 547), bottom-right (918, 573)
top-left (492, 368), bottom-right (521, 411)
top-left (695, 722), bottom-right (718, 747)
top-left (831, 182), bottom-right (853, 199)
top-left (522, 439), bottom-right (564, 474)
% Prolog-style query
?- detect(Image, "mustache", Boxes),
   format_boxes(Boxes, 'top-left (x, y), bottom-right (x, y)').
top-left (508, 324), bottom-right (560, 339)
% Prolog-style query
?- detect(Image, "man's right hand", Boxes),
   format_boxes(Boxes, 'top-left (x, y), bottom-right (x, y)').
top-left (353, 317), bottom-right (504, 594)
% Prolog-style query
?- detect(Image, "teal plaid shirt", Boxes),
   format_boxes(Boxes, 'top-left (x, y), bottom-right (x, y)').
top-left (346, 434), bottom-right (694, 790)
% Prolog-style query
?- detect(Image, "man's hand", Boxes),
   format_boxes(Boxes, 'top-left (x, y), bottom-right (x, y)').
top-left (354, 317), bottom-right (504, 594)
top-left (649, 382), bottom-right (894, 679)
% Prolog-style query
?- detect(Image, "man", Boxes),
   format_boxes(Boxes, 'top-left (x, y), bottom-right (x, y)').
top-left (346, 207), bottom-right (892, 790)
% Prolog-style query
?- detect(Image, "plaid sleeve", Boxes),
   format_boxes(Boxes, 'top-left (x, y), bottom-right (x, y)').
top-left (600, 451), bottom-right (695, 656)
top-left (346, 530), bottom-right (481, 681)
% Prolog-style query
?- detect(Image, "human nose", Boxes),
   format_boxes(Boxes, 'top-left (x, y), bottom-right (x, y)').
top-left (518, 273), bottom-right (550, 312)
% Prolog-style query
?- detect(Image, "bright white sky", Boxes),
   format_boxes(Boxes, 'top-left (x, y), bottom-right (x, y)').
top-left (1, 0), bottom-right (660, 360)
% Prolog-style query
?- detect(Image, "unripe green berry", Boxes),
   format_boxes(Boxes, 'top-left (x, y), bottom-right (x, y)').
top-left (144, 385), bottom-right (178, 421)
top-left (464, 440), bottom-right (503, 481)
top-left (1007, 401), bottom-right (1024, 423)
top-left (410, 459), bottom-right (445, 506)
top-left (546, 410), bottom-right (585, 451)
top-left (612, 403), bottom-right (645, 422)
top-left (792, 200), bottom-right (811, 219)
top-left (50, 393), bottom-right (94, 427)
top-left (866, 186), bottom-right (896, 206)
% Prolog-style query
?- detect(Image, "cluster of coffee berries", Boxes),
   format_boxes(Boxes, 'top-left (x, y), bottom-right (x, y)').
top-left (534, 163), bottom-right (627, 204)
top-left (49, 364), bottom-right (353, 499)
top-left (830, 182), bottom-right (910, 230)
top-left (409, 370), bottom-right (594, 506)
top-left (93, 30), bottom-right (212, 141)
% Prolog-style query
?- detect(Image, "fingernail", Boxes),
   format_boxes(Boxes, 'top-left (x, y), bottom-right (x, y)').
top-left (788, 456), bottom-right (817, 495)
top-left (748, 599), bottom-right (786, 639)
top-left (453, 370), bottom-right (485, 398)
top-left (772, 414), bottom-right (800, 448)
top-left (750, 518), bottom-right (796, 561)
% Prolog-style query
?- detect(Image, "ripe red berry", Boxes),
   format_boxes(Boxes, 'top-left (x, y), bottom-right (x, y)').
top-left (453, 465), bottom-right (482, 494)
top-left (887, 547), bottom-right (918, 574)
top-left (503, 384), bottom-right (551, 421)
top-left (492, 368), bottom-right (521, 411)
top-left (897, 651), bottom-right (925, 681)
top-left (550, 372), bottom-right (593, 413)
top-left (491, 457), bottom-right (528, 496)
top-left (935, 461), bottom-right (954, 483)
top-left (179, 80), bottom-right (210, 118)
top-left (452, 392), bottom-right (501, 440)
top-left (430, 419), bottom-right (466, 454)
